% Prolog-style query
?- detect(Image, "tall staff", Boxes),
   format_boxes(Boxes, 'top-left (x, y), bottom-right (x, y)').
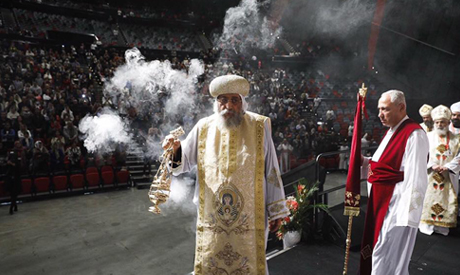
top-left (342, 83), bottom-right (368, 275)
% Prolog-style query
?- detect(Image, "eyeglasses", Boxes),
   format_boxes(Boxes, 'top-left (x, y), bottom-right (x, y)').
top-left (217, 97), bottom-right (241, 105)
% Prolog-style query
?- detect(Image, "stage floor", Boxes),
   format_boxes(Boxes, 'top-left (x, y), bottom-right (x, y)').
top-left (1, 176), bottom-right (459, 275)
top-left (268, 226), bottom-right (460, 275)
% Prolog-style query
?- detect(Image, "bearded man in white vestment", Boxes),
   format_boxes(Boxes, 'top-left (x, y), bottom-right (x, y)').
top-left (420, 105), bottom-right (460, 236)
top-left (360, 90), bottom-right (429, 275)
top-left (164, 75), bottom-right (289, 275)
top-left (419, 104), bottom-right (433, 133)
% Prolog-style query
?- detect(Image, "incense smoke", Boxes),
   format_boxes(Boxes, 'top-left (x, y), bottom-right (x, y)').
top-left (79, 108), bottom-right (133, 154)
top-left (217, 0), bottom-right (281, 54)
top-left (79, 47), bottom-right (204, 156)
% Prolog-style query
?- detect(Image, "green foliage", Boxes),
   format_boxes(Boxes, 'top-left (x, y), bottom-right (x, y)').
top-left (277, 178), bottom-right (329, 241)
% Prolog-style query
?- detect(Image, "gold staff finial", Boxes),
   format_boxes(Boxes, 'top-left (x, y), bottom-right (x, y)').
top-left (359, 83), bottom-right (368, 98)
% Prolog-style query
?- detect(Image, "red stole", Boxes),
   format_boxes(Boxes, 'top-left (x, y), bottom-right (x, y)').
top-left (360, 119), bottom-right (421, 274)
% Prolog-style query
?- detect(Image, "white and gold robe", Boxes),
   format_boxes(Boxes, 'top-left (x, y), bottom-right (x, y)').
top-left (173, 111), bottom-right (289, 275)
top-left (420, 131), bottom-right (460, 235)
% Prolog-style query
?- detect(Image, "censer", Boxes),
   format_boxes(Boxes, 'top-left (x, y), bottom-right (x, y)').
top-left (148, 126), bottom-right (185, 214)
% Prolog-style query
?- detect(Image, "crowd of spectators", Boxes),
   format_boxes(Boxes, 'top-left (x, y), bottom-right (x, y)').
top-left (0, 40), bottom-right (125, 176)
top-left (0, 36), bottom-right (383, 180)
top-left (9, 1), bottom-right (359, 60)
top-left (122, 24), bottom-right (199, 52)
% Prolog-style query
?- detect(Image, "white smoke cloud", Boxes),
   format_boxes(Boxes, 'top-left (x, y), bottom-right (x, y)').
top-left (217, 0), bottom-right (281, 54)
top-left (79, 47), bottom-right (204, 156)
top-left (313, 0), bottom-right (373, 36)
top-left (189, 59), bottom-right (205, 79)
top-left (160, 176), bottom-right (196, 216)
top-left (79, 108), bottom-right (133, 154)
top-left (104, 47), bottom-right (204, 117)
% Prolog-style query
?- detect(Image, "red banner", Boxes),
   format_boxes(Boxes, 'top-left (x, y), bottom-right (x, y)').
top-left (344, 94), bottom-right (367, 216)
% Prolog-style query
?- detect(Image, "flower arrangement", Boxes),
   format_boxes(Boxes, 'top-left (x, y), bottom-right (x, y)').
top-left (277, 179), bottom-right (328, 240)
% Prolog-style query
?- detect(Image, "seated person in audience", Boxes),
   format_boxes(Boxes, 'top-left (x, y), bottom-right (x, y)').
top-left (17, 123), bottom-right (32, 141)
top-left (61, 105), bottom-right (75, 122)
top-left (48, 115), bottom-right (62, 135)
top-left (66, 141), bottom-right (82, 169)
top-left (7, 105), bottom-right (20, 120)
top-left (33, 108), bottom-right (47, 139)
top-left (20, 130), bottom-right (34, 159)
top-left (32, 140), bottom-right (50, 175)
top-left (50, 132), bottom-right (66, 172)
top-left (63, 121), bottom-right (78, 146)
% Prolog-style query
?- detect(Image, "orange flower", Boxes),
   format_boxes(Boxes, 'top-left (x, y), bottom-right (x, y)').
top-left (297, 184), bottom-right (305, 192)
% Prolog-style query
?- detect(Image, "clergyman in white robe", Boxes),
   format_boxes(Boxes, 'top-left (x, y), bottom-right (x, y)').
top-left (361, 116), bottom-right (429, 275)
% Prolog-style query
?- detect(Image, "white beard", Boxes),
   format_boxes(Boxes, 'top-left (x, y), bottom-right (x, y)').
top-left (435, 127), bottom-right (448, 136)
top-left (215, 109), bottom-right (243, 130)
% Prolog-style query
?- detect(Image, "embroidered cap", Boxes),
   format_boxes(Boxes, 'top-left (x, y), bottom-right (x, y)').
top-left (209, 75), bottom-right (250, 97)
top-left (419, 104), bottom-right (433, 117)
top-left (450, 102), bottom-right (460, 114)
top-left (431, 105), bottom-right (451, 121)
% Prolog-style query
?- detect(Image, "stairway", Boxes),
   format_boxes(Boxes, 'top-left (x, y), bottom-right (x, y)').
top-left (279, 38), bottom-right (296, 55)
top-left (197, 33), bottom-right (212, 51)
top-left (117, 24), bottom-right (128, 46)
top-left (125, 152), bottom-right (157, 189)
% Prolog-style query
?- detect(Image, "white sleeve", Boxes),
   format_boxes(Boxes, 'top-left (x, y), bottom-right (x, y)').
top-left (172, 123), bottom-right (199, 176)
top-left (263, 119), bottom-right (289, 220)
top-left (444, 149), bottom-right (460, 174)
top-left (396, 129), bottom-right (429, 227)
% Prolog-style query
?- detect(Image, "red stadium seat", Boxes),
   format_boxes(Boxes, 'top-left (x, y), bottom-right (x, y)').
top-left (34, 177), bottom-right (51, 193)
top-left (70, 174), bottom-right (85, 190)
top-left (21, 178), bottom-right (33, 195)
top-left (86, 167), bottom-right (98, 174)
top-left (116, 170), bottom-right (130, 186)
top-left (86, 173), bottom-right (100, 188)
top-left (53, 175), bottom-right (68, 192)
top-left (101, 166), bottom-right (114, 186)
top-left (101, 165), bottom-right (113, 173)
top-left (101, 172), bottom-right (114, 186)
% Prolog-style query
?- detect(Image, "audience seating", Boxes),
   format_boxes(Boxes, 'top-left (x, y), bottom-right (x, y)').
top-left (101, 166), bottom-right (114, 186)
top-left (34, 177), bottom-right (51, 194)
top-left (116, 170), bottom-right (130, 186)
top-left (86, 167), bottom-right (100, 188)
top-left (69, 174), bottom-right (85, 190)
top-left (21, 178), bottom-right (33, 195)
top-left (52, 175), bottom-right (68, 192)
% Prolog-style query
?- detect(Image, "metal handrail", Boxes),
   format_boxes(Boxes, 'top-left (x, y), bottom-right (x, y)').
top-left (314, 146), bottom-right (378, 185)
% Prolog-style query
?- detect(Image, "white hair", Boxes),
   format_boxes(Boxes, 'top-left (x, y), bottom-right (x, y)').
top-left (381, 90), bottom-right (406, 106)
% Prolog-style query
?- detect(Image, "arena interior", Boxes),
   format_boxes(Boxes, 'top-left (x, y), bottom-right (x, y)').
top-left (0, 0), bottom-right (459, 274)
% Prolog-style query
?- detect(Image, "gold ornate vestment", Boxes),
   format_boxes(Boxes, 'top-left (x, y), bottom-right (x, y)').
top-left (421, 132), bottom-right (460, 228)
top-left (195, 113), bottom-right (268, 275)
